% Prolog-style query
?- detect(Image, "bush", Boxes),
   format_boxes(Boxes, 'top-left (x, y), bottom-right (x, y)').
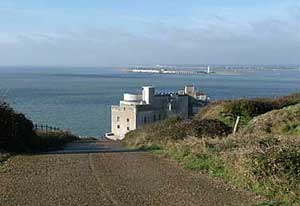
top-left (252, 144), bottom-right (300, 181)
top-left (0, 101), bottom-right (36, 152)
top-left (125, 116), bottom-right (187, 147)
top-left (0, 100), bottom-right (78, 152)
top-left (151, 116), bottom-right (188, 141)
top-left (189, 119), bottom-right (232, 138)
top-left (222, 99), bottom-right (274, 124)
top-left (125, 117), bottom-right (232, 150)
top-left (244, 104), bottom-right (300, 136)
top-left (32, 131), bottom-right (78, 151)
top-left (199, 93), bottom-right (300, 128)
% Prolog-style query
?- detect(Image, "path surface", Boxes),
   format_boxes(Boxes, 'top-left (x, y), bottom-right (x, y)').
top-left (0, 140), bottom-right (260, 206)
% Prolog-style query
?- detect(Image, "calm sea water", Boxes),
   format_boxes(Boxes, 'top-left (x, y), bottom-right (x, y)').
top-left (0, 67), bottom-right (300, 137)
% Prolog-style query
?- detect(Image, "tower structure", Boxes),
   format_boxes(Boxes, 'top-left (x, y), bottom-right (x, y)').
top-left (207, 66), bottom-right (211, 74)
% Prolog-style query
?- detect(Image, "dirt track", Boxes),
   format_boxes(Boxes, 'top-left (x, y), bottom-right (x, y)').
top-left (0, 140), bottom-right (260, 206)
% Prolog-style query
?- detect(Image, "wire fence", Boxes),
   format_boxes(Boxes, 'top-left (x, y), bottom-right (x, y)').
top-left (33, 124), bottom-right (65, 133)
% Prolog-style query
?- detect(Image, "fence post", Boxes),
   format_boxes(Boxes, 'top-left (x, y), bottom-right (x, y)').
top-left (233, 116), bottom-right (240, 134)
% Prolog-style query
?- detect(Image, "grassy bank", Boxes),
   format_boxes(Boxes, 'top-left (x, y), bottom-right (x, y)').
top-left (124, 94), bottom-right (300, 206)
top-left (0, 100), bottom-right (78, 154)
top-left (198, 93), bottom-right (300, 128)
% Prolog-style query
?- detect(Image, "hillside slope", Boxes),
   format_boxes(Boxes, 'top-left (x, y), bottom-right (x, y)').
top-left (243, 103), bottom-right (300, 135)
top-left (197, 93), bottom-right (300, 128)
top-left (124, 94), bottom-right (300, 205)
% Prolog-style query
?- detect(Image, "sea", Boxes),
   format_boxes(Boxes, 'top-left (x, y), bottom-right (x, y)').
top-left (0, 67), bottom-right (300, 137)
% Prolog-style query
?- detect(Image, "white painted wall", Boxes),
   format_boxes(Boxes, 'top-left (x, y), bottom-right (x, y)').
top-left (142, 86), bottom-right (155, 104)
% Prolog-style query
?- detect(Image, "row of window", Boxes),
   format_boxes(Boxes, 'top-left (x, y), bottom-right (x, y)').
top-left (116, 125), bottom-right (130, 131)
top-left (117, 116), bottom-right (130, 122)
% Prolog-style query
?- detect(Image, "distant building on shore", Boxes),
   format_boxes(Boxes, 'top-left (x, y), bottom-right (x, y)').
top-left (107, 85), bottom-right (209, 140)
top-left (207, 66), bottom-right (211, 74)
top-left (127, 66), bottom-right (213, 75)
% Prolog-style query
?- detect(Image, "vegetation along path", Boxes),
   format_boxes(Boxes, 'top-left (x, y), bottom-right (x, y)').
top-left (0, 140), bottom-right (260, 206)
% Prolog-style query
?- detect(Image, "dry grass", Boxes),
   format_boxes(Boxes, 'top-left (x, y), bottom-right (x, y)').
top-left (124, 96), bottom-right (300, 205)
top-left (244, 104), bottom-right (300, 135)
top-left (197, 93), bottom-right (300, 128)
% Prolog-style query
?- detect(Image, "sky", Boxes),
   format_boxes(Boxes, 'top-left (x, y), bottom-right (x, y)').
top-left (0, 0), bottom-right (300, 67)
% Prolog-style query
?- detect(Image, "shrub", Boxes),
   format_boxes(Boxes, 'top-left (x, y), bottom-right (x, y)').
top-left (244, 104), bottom-right (300, 136)
top-left (189, 119), bottom-right (232, 138)
top-left (0, 100), bottom-right (78, 152)
top-left (0, 101), bottom-right (35, 152)
top-left (32, 131), bottom-right (78, 151)
top-left (252, 144), bottom-right (300, 181)
top-left (199, 93), bottom-right (300, 128)
top-left (125, 117), bottom-right (233, 148)
top-left (125, 116), bottom-right (187, 147)
top-left (222, 99), bottom-right (274, 125)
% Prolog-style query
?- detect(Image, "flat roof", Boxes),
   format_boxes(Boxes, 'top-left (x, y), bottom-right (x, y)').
top-left (142, 86), bottom-right (155, 88)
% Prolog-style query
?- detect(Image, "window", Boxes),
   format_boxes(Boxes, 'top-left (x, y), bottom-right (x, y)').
top-left (127, 127), bottom-right (130, 131)
top-left (117, 125), bottom-right (120, 129)
top-left (127, 118), bottom-right (130, 122)
top-left (117, 116), bottom-right (120, 122)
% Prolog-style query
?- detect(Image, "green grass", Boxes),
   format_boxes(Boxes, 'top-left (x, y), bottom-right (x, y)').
top-left (147, 144), bottom-right (229, 178)
top-left (198, 93), bottom-right (300, 129)
top-left (183, 154), bottom-right (227, 177)
top-left (146, 144), bottom-right (299, 206)
top-left (129, 138), bottom-right (300, 205)
top-left (255, 201), bottom-right (289, 206)
top-left (124, 95), bottom-right (300, 206)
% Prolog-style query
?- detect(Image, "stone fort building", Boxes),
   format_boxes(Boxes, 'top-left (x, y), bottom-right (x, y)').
top-left (109, 85), bottom-right (208, 140)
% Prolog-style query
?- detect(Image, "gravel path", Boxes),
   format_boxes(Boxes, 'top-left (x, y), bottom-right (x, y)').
top-left (0, 140), bottom-right (260, 206)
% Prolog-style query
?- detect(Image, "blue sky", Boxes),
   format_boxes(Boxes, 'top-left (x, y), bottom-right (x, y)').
top-left (0, 0), bottom-right (299, 66)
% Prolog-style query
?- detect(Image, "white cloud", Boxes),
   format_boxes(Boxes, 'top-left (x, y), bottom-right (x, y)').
top-left (0, 2), bottom-right (300, 66)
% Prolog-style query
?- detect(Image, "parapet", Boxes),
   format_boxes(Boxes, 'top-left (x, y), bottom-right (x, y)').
top-left (124, 93), bottom-right (143, 102)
